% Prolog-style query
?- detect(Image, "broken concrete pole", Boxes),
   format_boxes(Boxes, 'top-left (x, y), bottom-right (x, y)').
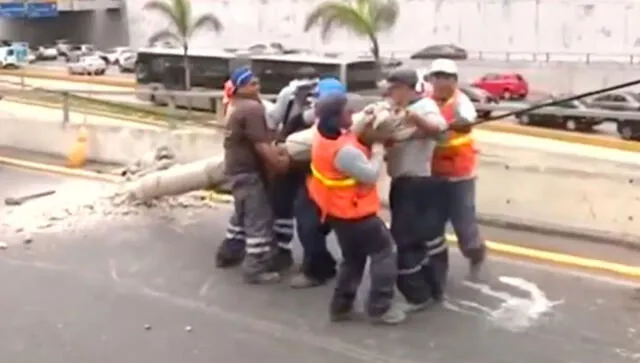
top-left (126, 156), bottom-right (227, 202)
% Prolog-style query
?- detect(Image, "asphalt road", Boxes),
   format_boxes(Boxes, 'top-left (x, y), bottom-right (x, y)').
top-left (0, 166), bottom-right (638, 363)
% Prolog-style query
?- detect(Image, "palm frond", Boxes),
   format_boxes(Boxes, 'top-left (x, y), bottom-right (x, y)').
top-left (143, 0), bottom-right (180, 30)
top-left (147, 29), bottom-right (183, 47)
top-left (370, 0), bottom-right (398, 32)
top-left (303, 1), bottom-right (373, 37)
top-left (189, 14), bottom-right (223, 38)
top-left (172, 0), bottom-right (191, 37)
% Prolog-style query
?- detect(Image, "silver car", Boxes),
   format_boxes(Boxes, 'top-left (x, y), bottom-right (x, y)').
top-left (118, 52), bottom-right (136, 73)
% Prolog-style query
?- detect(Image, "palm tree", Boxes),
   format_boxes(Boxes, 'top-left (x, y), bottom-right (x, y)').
top-left (303, 0), bottom-right (399, 62)
top-left (143, 0), bottom-right (223, 90)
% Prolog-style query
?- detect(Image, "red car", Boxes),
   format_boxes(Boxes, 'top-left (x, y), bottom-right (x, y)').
top-left (471, 73), bottom-right (529, 100)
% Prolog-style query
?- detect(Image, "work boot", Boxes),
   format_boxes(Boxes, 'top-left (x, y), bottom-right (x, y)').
top-left (466, 247), bottom-right (488, 283)
top-left (329, 306), bottom-right (356, 322)
top-left (370, 302), bottom-right (407, 325)
top-left (403, 298), bottom-right (435, 313)
top-left (289, 273), bottom-right (327, 289)
top-left (243, 253), bottom-right (282, 285)
top-left (215, 245), bottom-right (245, 268)
top-left (270, 248), bottom-right (294, 273)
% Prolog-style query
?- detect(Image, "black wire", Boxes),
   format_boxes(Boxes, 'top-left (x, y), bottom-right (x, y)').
top-left (470, 78), bottom-right (640, 126)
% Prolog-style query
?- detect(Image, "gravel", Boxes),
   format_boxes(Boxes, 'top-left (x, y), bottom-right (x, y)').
top-left (0, 179), bottom-right (220, 238)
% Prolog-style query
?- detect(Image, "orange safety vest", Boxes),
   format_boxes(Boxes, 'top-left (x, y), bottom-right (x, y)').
top-left (431, 93), bottom-right (477, 178)
top-left (307, 129), bottom-right (380, 220)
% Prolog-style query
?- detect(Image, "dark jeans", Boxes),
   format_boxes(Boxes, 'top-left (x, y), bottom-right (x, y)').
top-left (294, 185), bottom-right (336, 281)
top-left (328, 214), bottom-right (396, 318)
top-left (390, 176), bottom-right (448, 303)
top-left (270, 172), bottom-right (302, 251)
top-left (435, 178), bottom-right (485, 263)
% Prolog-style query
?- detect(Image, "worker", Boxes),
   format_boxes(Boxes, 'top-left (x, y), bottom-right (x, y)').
top-left (307, 90), bottom-right (406, 324)
top-left (265, 66), bottom-right (321, 273)
top-left (286, 78), bottom-right (350, 289)
top-left (216, 66), bottom-right (291, 284)
top-left (427, 58), bottom-right (487, 281)
top-left (382, 68), bottom-right (450, 308)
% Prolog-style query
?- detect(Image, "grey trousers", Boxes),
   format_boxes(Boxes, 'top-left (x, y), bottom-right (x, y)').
top-left (227, 173), bottom-right (275, 273)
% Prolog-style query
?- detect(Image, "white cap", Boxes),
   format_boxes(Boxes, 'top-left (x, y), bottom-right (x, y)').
top-left (428, 58), bottom-right (458, 75)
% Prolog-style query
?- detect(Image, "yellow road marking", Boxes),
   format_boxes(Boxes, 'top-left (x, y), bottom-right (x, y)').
top-left (1, 155), bottom-right (638, 280)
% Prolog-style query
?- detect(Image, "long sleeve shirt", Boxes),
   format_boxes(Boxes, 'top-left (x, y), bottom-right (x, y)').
top-left (333, 143), bottom-right (385, 185)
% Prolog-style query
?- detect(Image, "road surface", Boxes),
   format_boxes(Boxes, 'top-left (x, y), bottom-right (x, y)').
top-left (0, 166), bottom-right (638, 363)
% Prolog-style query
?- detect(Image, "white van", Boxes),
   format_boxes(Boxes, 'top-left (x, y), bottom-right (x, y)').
top-left (0, 44), bottom-right (28, 68)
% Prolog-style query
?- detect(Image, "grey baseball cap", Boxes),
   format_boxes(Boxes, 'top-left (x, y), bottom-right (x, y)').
top-left (385, 68), bottom-right (419, 88)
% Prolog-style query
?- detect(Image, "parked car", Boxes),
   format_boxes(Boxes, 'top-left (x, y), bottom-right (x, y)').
top-left (515, 94), bottom-right (604, 131)
top-left (97, 46), bottom-right (133, 65)
top-left (67, 55), bottom-right (107, 75)
top-left (118, 52), bottom-right (136, 72)
top-left (459, 85), bottom-right (500, 119)
top-left (55, 39), bottom-right (71, 56)
top-left (36, 44), bottom-right (58, 60)
top-left (64, 44), bottom-right (96, 62)
top-left (410, 44), bottom-right (468, 60)
top-left (588, 91), bottom-right (640, 140)
top-left (472, 73), bottom-right (529, 100)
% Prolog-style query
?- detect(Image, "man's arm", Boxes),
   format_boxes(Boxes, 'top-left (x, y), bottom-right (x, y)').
top-left (448, 92), bottom-right (477, 133)
top-left (406, 98), bottom-right (448, 138)
top-left (266, 84), bottom-right (296, 129)
top-left (243, 103), bottom-right (289, 172)
top-left (454, 92), bottom-right (477, 124)
top-left (333, 144), bottom-right (385, 185)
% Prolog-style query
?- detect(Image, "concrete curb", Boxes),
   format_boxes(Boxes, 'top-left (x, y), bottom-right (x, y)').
top-left (479, 122), bottom-right (640, 153)
top-left (7, 70), bottom-right (640, 153)
top-left (0, 155), bottom-right (637, 281)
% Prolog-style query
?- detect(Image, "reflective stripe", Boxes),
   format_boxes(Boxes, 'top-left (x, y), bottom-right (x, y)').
top-left (310, 164), bottom-right (357, 188)
top-left (274, 225), bottom-right (294, 234)
top-left (437, 135), bottom-right (473, 148)
top-left (246, 237), bottom-right (271, 246)
top-left (246, 246), bottom-right (271, 254)
top-left (277, 242), bottom-right (292, 250)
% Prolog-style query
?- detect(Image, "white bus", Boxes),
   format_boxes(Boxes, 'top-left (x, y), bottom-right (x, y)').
top-left (134, 47), bottom-right (378, 111)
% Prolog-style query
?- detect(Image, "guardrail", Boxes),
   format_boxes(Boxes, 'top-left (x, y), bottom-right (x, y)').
top-left (476, 103), bottom-right (640, 121)
top-left (384, 50), bottom-right (640, 64)
top-left (4, 85), bottom-right (640, 127)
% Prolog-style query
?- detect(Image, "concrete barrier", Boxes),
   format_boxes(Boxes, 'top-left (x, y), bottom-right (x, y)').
top-left (0, 106), bottom-right (638, 246)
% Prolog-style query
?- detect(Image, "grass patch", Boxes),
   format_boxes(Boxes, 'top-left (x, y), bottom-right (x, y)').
top-left (8, 87), bottom-right (218, 126)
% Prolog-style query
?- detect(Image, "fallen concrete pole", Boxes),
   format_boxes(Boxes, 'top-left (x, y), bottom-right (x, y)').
top-left (125, 156), bottom-right (227, 202)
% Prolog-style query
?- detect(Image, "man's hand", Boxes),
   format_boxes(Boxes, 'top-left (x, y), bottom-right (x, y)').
top-left (449, 121), bottom-right (472, 133)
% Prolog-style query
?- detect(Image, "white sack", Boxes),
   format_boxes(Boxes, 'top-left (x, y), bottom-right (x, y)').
top-left (283, 100), bottom-right (417, 162)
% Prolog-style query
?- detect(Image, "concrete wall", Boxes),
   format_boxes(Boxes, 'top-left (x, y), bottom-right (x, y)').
top-left (0, 107), bottom-right (637, 242)
top-left (0, 9), bottom-right (128, 48)
top-left (124, 0), bottom-right (640, 56)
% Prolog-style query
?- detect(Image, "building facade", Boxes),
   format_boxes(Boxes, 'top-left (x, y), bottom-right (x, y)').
top-left (1, 0), bottom-right (639, 56)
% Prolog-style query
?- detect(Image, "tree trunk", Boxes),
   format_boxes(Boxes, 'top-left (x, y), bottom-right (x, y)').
top-left (183, 44), bottom-right (191, 90)
top-left (183, 43), bottom-right (192, 120)
top-left (369, 35), bottom-right (381, 79)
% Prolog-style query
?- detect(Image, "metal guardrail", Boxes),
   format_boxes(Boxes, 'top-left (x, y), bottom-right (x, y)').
top-left (476, 103), bottom-right (640, 121)
top-left (4, 87), bottom-right (640, 122)
top-left (384, 50), bottom-right (640, 64)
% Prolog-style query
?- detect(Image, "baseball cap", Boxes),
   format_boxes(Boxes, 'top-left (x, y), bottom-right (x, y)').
top-left (315, 77), bottom-right (347, 98)
top-left (384, 68), bottom-right (419, 89)
top-left (428, 58), bottom-right (458, 75)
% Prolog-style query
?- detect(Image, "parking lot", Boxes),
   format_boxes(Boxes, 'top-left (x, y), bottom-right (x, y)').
top-left (0, 166), bottom-right (638, 363)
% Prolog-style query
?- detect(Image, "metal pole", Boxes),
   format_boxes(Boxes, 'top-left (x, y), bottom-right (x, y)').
top-left (62, 91), bottom-right (70, 125)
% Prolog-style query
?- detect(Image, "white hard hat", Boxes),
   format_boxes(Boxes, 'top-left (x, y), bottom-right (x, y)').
top-left (428, 58), bottom-right (458, 75)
